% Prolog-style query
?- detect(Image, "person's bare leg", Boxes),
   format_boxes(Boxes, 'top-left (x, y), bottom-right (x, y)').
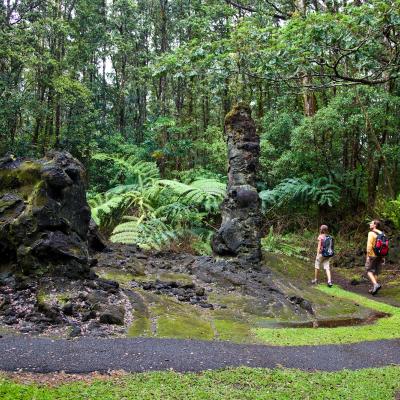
top-left (326, 269), bottom-right (332, 283)
top-left (368, 271), bottom-right (377, 285)
top-left (312, 268), bottom-right (319, 283)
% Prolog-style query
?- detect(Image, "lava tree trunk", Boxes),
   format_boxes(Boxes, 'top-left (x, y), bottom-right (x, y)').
top-left (212, 104), bottom-right (263, 266)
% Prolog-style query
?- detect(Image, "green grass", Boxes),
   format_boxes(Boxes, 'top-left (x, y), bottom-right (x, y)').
top-left (157, 314), bottom-right (214, 340)
top-left (255, 285), bottom-right (400, 346)
top-left (214, 319), bottom-right (256, 343)
top-left (1, 366), bottom-right (400, 399)
top-left (128, 316), bottom-right (152, 336)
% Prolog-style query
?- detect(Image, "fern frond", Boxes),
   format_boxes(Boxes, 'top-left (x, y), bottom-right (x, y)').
top-left (92, 153), bottom-right (160, 187)
top-left (110, 218), bottom-right (180, 249)
top-left (158, 179), bottom-right (225, 212)
top-left (259, 177), bottom-right (340, 211)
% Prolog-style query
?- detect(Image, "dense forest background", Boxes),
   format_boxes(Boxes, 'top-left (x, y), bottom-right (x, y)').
top-left (1, 0), bottom-right (400, 252)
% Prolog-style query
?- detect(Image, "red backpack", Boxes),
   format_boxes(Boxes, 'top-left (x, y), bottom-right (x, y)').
top-left (373, 231), bottom-right (389, 257)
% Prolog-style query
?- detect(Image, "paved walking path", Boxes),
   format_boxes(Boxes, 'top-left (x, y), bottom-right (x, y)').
top-left (0, 336), bottom-right (399, 373)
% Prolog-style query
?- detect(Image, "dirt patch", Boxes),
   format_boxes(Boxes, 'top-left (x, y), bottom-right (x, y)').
top-left (0, 370), bottom-right (127, 387)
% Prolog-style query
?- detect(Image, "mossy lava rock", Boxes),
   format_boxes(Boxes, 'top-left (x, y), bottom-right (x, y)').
top-left (212, 104), bottom-right (263, 265)
top-left (0, 151), bottom-right (91, 278)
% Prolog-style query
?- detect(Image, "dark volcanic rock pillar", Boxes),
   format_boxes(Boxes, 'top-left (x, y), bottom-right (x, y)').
top-left (212, 104), bottom-right (263, 265)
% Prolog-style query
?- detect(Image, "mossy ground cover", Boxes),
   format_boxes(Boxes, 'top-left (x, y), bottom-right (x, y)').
top-left (127, 285), bottom-right (392, 345)
top-left (95, 254), bottom-right (393, 344)
top-left (1, 366), bottom-right (400, 400)
top-left (255, 285), bottom-right (400, 346)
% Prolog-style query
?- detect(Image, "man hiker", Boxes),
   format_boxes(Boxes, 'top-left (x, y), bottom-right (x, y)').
top-left (365, 219), bottom-right (385, 295)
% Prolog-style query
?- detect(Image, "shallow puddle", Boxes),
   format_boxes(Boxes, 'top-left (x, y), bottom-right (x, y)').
top-left (256, 311), bottom-right (389, 329)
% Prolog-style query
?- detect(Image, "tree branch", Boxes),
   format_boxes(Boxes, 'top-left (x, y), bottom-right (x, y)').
top-left (224, 0), bottom-right (288, 20)
top-left (224, 0), bottom-right (256, 13)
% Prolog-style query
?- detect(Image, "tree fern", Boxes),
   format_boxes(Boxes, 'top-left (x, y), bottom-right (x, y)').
top-left (88, 192), bottom-right (130, 227)
top-left (158, 178), bottom-right (226, 212)
top-left (88, 189), bottom-right (154, 229)
top-left (110, 217), bottom-right (180, 250)
top-left (154, 202), bottom-right (204, 226)
top-left (92, 153), bottom-right (160, 186)
top-left (259, 177), bottom-right (340, 211)
top-left (90, 174), bottom-right (225, 250)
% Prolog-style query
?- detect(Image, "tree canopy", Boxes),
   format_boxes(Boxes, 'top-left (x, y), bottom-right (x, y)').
top-left (1, 0), bottom-right (400, 239)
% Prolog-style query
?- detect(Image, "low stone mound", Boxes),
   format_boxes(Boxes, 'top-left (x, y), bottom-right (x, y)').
top-left (0, 151), bottom-right (95, 279)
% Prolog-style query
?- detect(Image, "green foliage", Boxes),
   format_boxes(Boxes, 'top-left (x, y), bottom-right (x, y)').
top-left (159, 178), bottom-right (226, 213)
top-left (261, 227), bottom-right (308, 259)
top-left (2, 0), bottom-right (400, 232)
top-left (88, 192), bottom-right (129, 228)
top-left (88, 189), bottom-right (153, 231)
top-left (92, 153), bottom-right (160, 188)
top-left (381, 194), bottom-right (400, 229)
top-left (90, 155), bottom-right (224, 251)
top-left (111, 217), bottom-right (179, 250)
top-left (259, 177), bottom-right (340, 211)
top-left (172, 167), bottom-right (226, 185)
top-left (107, 178), bottom-right (224, 250)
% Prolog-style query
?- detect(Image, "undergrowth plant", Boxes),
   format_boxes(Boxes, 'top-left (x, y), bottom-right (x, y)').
top-left (381, 194), bottom-right (400, 229)
top-left (261, 227), bottom-right (309, 259)
top-left (89, 156), bottom-right (225, 252)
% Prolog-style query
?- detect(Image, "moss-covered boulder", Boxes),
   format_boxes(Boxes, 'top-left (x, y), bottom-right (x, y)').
top-left (0, 151), bottom-right (91, 278)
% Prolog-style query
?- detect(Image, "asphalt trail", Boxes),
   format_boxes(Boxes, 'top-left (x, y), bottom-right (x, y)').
top-left (0, 336), bottom-right (399, 373)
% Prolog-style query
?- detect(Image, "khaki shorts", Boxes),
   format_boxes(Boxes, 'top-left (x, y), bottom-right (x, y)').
top-left (315, 254), bottom-right (331, 271)
top-left (365, 256), bottom-right (383, 275)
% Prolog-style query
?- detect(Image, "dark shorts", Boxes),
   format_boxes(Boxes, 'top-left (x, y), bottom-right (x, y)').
top-left (365, 257), bottom-right (383, 275)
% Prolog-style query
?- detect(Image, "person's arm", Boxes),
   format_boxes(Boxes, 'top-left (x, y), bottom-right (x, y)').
top-left (366, 231), bottom-right (375, 257)
top-left (317, 236), bottom-right (321, 255)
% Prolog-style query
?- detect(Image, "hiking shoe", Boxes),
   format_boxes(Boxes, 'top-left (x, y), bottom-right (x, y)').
top-left (371, 284), bottom-right (382, 295)
top-left (311, 279), bottom-right (318, 284)
top-left (327, 282), bottom-right (333, 288)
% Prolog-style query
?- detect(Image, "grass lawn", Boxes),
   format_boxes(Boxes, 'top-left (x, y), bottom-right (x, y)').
top-left (1, 366), bottom-right (400, 400)
top-left (254, 285), bottom-right (400, 346)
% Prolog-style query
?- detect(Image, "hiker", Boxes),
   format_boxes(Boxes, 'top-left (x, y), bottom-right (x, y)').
top-left (312, 224), bottom-right (334, 287)
top-left (365, 219), bottom-right (387, 295)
